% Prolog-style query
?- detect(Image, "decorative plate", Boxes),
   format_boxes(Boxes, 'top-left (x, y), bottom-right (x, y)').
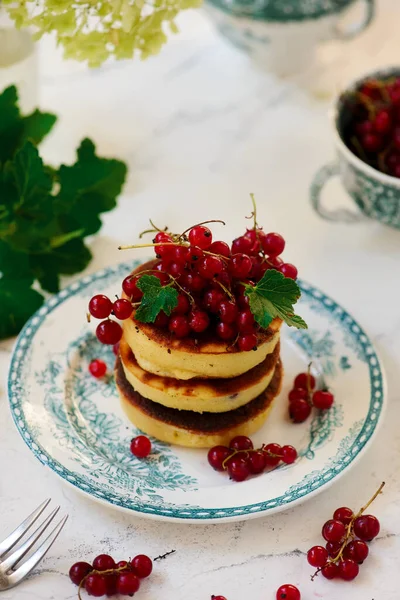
top-left (8, 261), bottom-right (386, 523)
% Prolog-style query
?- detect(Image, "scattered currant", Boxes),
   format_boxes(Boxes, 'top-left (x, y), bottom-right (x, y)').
top-left (88, 359), bottom-right (107, 378)
top-left (130, 435), bottom-right (152, 458)
top-left (276, 584), bottom-right (301, 600)
top-left (308, 482), bottom-right (385, 582)
top-left (289, 365), bottom-right (334, 423)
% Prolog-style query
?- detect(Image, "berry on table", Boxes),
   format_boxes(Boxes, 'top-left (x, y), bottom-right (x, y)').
top-left (353, 514), bottom-right (380, 541)
top-left (333, 506), bottom-right (354, 525)
top-left (89, 295), bottom-right (113, 319)
top-left (96, 320), bottom-right (122, 345)
top-left (88, 359), bottom-right (107, 378)
top-left (130, 435), bottom-right (152, 458)
top-left (294, 372), bottom-right (316, 390)
top-left (338, 559), bottom-right (359, 580)
top-left (117, 560), bottom-right (129, 570)
top-left (85, 573), bottom-right (108, 597)
top-left (289, 398), bottom-right (311, 423)
top-left (281, 445), bottom-right (298, 465)
top-left (113, 298), bottom-right (133, 320)
top-left (325, 541), bottom-right (342, 558)
top-left (116, 572), bottom-right (140, 595)
top-left (276, 583), bottom-right (301, 600)
top-left (322, 519), bottom-right (346, 543)
top-left (312, 390), bottom-right (334, 410)
top-left (321, 562), bottom-right (339, 579)
top-left (307, 545), bottom-right (328, 568)
top-left (344, 540), bottom-right (369, 563)
top-left (69, 561), bottom-right (92, 585)
top-left (131, 554), bottom-right (153, 578)
top-left (92, 554), bottom-right (116, 571)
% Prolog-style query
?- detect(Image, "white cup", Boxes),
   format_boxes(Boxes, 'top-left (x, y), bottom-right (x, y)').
top-left (0, 26), bottom-right (38, 112)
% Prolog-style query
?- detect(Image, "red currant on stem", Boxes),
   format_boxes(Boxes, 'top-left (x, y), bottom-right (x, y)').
top-left (322, 519), bottom-right (346, 542)
top-left (279, 263), bottom-right (298, 280)
top-left (321, 562), bottom-right (339, 579)
top-left (344, 540), bottom-right (369, 563)
top-left (69, 562), bottom-right (92, 585)
top-left (116, 572), bottom-right (140, 595)
top-left (226, 455), bottom-right (250, 482)
top-left (294, 371), bottom-right (315, 390)
top-left (211, 596), bottom-right (228, 600)
top-left (112, 298), bottom-right (133, 320)
top-left (288, 388), bottom-right (307, 402)
top-left (208, 446), bottom-right (231, 471)
top-left (248, 451), bottom-right (266, 474)
top-left (281, 445), bottom-right (297, 464)
top-left (263, 443), bottom-right (282, 467)
top-left (96, 320), bottom-right (122, 345)
top-left (89, 295), bottom-right (112, 319)
top-left (262, 232), bottom-right (285, 257)
top-left (189, 309), bottom-right (210, 333)
top-left (85, 573), bottom-right (108, 597)
top-left (92, 554), bottom-right (115, 571)
top-left (188, 225), bottom-right (213, 249)
top-left (338, 559), bottom-right (359, 581)
top-left (312, 389), bottom-right (334, 410)
top-left (130, 435), bottom-right (152, 458)
top-left (216, 322), bottom-right (237, 341)
top-left (209, 240), bottom-right (231, 257)
top-left (88, 359), bottom-right (107, 378)
top-left (169, 315), bottom-right (191, 338)
top-left (353, 514), bottom-right (380, 540)
top-left (229, 436), bottom-right (253, 451)
top-left (289, 399), bottom-right (311, 423)
top-left (238, 333), bottom-right (258, 352)
top-left (276, 583), bottom-right (301, 600)
top-left (131, 554), bottom-right (153, 578)
top-left (122, 275), bottom-right (143, 301)
top-left (307, 545), bottom-right (328, 568)
top-left (333, 506), bottom-right (354, 525)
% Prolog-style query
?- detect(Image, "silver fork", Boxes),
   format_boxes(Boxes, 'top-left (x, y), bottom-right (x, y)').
top-left (0, 499), bottom-right (68, 591)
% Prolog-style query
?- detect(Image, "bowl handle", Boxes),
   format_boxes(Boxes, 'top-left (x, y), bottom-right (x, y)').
top-left (310, 162), bottom-right (365, 223)
top-left (334, 0), bottom-right (375, 40)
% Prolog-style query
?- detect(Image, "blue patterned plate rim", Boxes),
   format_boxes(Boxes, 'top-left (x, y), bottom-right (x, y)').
top-left (7, 261), bottom-right (387, 523)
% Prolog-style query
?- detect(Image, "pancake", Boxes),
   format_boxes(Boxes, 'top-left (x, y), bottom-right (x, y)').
top-left (116, 357), bottom-right (283, 448)
top-left (120, 335), bottom-right (281, 413)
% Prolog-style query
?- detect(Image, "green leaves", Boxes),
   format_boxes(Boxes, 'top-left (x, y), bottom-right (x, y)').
top-left (0, 86), bottom-right (127, 338)
top-left (245, 269), bottom-right (308, 330)
top-left (0, 279), bottom-right (44, 338)
top-left (135, 275), bottom-right (178, 323)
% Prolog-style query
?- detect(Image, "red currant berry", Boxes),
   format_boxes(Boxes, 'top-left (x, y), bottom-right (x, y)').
top-left (281, 445), bottom-right (298, 464)
top-left (198, 256), bottom-right (225, 279)
top-left (374, 110), bottom-right (392, 134)
top-left (326, 541), bottom-right (342, 558)
top-left (96, 320), bottom-right (122, 345)
top-left (69, 561), bottom-right (92, 585)
top-left (88, 359), bottom-right (107, 378)
top-left (279, 263), bottom-right (298, 280)
top-left (333, 506), bottom-right (354, 525)
top-left (353, 514), bottom-right (380, 541)
top-left (168, 262), bottom-right (185, 278)
top-left (117, 560), bottom-right (129, 570)
top-left (361, 132), bottom-right (383, 152)
top-left (218, 300), bottom-right (238, 324)
top-left (226, 455), bottom-right (250, 482)
top-left (116, 572), bottom-right (140, 595)
top-left (155, 311), bottom-right (169, 328)
top-left (231, 236), bottom-right (253, 254)
top-left (344, 540), bottom-right (369, 563)
top-left (288, 388), bottom-right (308, 402)
top-left (322, 519), bottom-right (346, 543)
top-left (289, 399), bottom-right (311, 423)
top-left (356, 120), bottom-right (374, 136)
top-left (171, 245), bottom-right (187, 265)
top-left (321, 562), bottom-right (339, 579)
top-left (171, 293), bottom-right (190, 315)
top-left (229, 436), bottom-right (253, 451)
top-left (105, 573), bottom-right (118, 596)
top-left (237, 310), bottom-right (255, 334)
top-left (244, 228), bottom-right (261, 253)
top-left (208, 446), bottom-right (231, 471)
top-left (85, 573), bottom-right (108, 597)
top-left (89, 295), bottom-right (112, 319)
top-left (216, 321), bottom-right (237, 341)
top-left (338, 559), bottom-right (359, 581)
top-left (276, 584), bottom-right (300, 600)
top-left (130, 435), bottom-right (151, 458)
top-left (122, 276), bottom-right (143, 301)
top-left (204, 289), bottom-right (225, 313)
top-left (307, 546), bottom-right (328, 568)
top-left (131, 554), bottom-right (153, 578)
top-left (152, 271), bottom-right (170, 285)
top-left (312, 390), bottom-right (334, 410)
top-left (263, 443), bottom-right (282, 467)
top-left (92, 554), bottom-right (115, 571)
top-left (183, 272), bottom-right (206, 293)
top-left (189, 309), bottom-right (210, 333)
top-left (248, 451), bottom-right (266, 474)
top-left (169, 315), bottom-right (191, 338)
top-left (211, 596), bottom-right (227, 600)
top-left (113, 298), bottom-right (133, 320)
top-left (209, 241), bottom-right (231, 257)
top-left (294, 372), bottom-right (316, 390)
top-left (112, 343), bottom-right (120, 356)
top-left (153, 231), bottom-right (173, 259)
top-left (267, 256), bottom-right (283, 269)
top-left (188, 225), bottom-right (212, 249)
top-left (186, 245), bottom-right (204, 263)
top-left (262, 232), bottom-right (285, 257)
top-left (230, 253), bottom-right (252, 279)
top-left (238, 333), bottom-right (258, 352)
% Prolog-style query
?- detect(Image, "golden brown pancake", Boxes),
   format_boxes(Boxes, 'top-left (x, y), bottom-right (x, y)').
top-left (122, 260), bottom-right (282, 380)
top-left (120, 336), bottom-right (281, 413)
top-left (116, 357), bottom-right (283, 448)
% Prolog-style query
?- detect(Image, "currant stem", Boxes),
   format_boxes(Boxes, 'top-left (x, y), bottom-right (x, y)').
top-left (214, 279), bottom-right (234, 301)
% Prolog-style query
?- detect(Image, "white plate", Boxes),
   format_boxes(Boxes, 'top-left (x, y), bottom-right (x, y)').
top-left (8, 260), bottom-right (386, 523)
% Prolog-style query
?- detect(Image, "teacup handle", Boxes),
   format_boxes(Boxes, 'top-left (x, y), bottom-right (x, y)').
top-left (310, 162), bottom-right (365, 223)
top-left (334, 0), bottom-right (375, 40)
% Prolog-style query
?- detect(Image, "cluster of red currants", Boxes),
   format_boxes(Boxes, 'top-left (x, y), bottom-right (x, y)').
top-left (88, 294), bottom-right (132, 345)
top-left (345, 76), bottom-right (400, 177)
top-left (123, 223), bottom-right (297, 350)
top-left (69, 553), bottom-right (152, 597)
top-left (212, 584), bottom-right (302, 600)
top-left (289, 369), bottom-right (334, 423)
top-left (207, 435), bottom-right (298, 482)
top-left (307, 483), bottom-right (384, 582)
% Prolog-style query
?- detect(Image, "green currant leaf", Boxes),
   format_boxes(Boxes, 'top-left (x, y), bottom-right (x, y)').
top-left (245, 269), bottom-right (307, 330)
top-left (0, 278), bottom-right (44, 338)
top-left (135, 275), bottom-right (178, 323)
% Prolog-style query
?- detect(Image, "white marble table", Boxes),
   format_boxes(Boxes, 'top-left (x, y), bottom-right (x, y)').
top-left (1, 4), bottom-right (400, 599)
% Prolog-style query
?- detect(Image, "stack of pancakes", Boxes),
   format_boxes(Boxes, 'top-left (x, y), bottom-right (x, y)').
top-left (116, 266), bottom-right (283, 448)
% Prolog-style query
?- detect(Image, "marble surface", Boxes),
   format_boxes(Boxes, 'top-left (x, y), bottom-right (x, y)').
top-left (1, 2), bottom-right (400, 598)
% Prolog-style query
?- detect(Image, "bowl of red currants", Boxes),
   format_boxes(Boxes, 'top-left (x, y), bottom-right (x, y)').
top-left (311, 67), bottom-right (400, 229)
